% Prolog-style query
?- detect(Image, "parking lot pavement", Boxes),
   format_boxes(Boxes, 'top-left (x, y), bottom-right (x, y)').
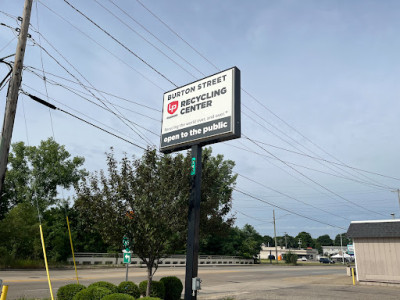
top-left (197, 266), bottom-right (400, 300)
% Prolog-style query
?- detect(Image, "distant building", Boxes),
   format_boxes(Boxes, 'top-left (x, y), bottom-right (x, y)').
top-left (321, 246), bottom-right (347, 256)
top-left (259, 245), bottom-right (318, 261)
top-left (347, 219), bottom-right (400, 286)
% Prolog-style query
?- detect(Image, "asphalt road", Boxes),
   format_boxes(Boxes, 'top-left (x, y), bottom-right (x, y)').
top-left (1, 264), bottom-right (400, 299)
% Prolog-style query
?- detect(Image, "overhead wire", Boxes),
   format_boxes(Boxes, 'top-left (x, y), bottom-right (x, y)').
top-left (135, 0), bottom-right (396, 191)
top-left (233, 139), bottom-right (355, 210)
top-left (25, 68), bottom-right (160, 134)
top-left (62, 0), bottom-right (178, 87)
top-left (28, 33), bottom-right (154, 146)
top-left (249, 140), bottom-right (400, 182)
top-left (37, 0), bottom-right (165, 91)
top-left (242, 106), bottom-right (393, 190)
top-left (229, 142), bottom-right (393, 191)
top-left (93, 0), bottom-right (199, 80)
top-left (237, 172), bottom-right (350, 221)
top-left (22, 83), bottom-right (148, 147)
top-left (107, 0), bottom-right (206, 77)
top-left (21, 87), bottom-right (147, 151)
top-left (34, 0), bottom-right (55, 139)
top-left (234, 188), bottom-right (347, 230)
top-left (244, 134), bottom-right (386, 217)
top-left (135, 0), bottom-right (220, 71)
top-left (0, 36), bottom-right (17, 53)
top-left (25, 66), bottom-right (160, 112)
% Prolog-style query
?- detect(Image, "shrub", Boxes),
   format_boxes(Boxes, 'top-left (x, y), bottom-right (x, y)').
top-left (284, 251), bottom-right (298, 265)
top-left (101, 293), bottom-right (136, 300)
top-left (141, 297), bottom-right (162, 300)
top-left (160, 276), bottom-right (183, 300)
top-left (57, 283), bottom-right (86, 300)
top-left (72, 286), bottom-right (112, 300)
top-left (89, 281), bottom-right (119, 293)
top-left (118, 281), bottom-right (140, 299)
top-left (139, 280), bottom-right (165, 299)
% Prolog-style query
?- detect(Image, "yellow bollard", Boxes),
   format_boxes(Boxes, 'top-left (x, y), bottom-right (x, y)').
top-left (351, 267), bottom-right (355, 285)
top-left (0, 285), bottom-right (8, 300)
top-left (40, 225), bottom-right (55, 300)
top-left (66, 216), bottom-right (79, 284)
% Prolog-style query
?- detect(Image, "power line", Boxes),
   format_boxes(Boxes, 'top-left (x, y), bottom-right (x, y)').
top-left (37, 0), bottom-right (165, 91)
top-left (234, 188), bottom-right (346, 230)
top-left (93, 0), bottom-right (198, 80)
top-left (244, 135), bottom-right (386, 217)
top-left (229, 143), bottom-right (393, 191)
top-left (22, 83), bottom-right (148, 148)
top-left (237, 173), bottom-right (350, 221)
top-left (0, 36), bottom-right (17, 53)
top-left (249, 140), bottom-right (400, 182)
top-left (21, 90), bottom-right (147, 150)
top-left (34, 0), bottom-right (55, 139)
top-left (135, 0), bottom-right (220, 71)
top-left (107, 0), bottom-right (206, 77)
top-left (28, 33), bottom-right (153, 146)
top-left (134, 0), bottom-right (393, 192)
top-left (62, 0), bottom-right (178, 87)
top-left (242, 107), bottom-right (392, 190)
top-left (25, 66), bottom-right (160, 112)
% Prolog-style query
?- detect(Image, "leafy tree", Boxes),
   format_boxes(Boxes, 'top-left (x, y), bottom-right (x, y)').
top-left (239, 224), bottom-right (263, 259)
top-left (295, 232), bottom-right (314, 248)
top-left (317, 234), bottom-right (333, 246)
top-left (334, 233), bottom-right (351, 246)
top-left (1, 138), bottom-right (86, 219)
top-left (263, 235), bottom-right (274, 247)
top-left (285, 234), bottom-right (296, 248)
top-left (0, 202), bottom-right (42, 262)
top-left (74, 147), bottom-right (236, 296)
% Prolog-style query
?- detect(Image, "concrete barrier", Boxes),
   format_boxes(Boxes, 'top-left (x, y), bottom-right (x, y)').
top-left (67, 253), bottom-right (254, 266)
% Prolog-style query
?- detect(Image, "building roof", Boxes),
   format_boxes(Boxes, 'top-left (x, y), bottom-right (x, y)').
top-left (347, 219), bottom-right (400, 238)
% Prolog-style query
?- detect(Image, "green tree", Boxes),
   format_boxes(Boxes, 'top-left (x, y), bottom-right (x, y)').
top-left (263, 235), bottom-right (274, 247)
top-left (0, 202), bottom-right (42, 263)
top-left (1, 138), bottom-right (86, 219)
top-left (334, 233), bottom-right (351, 246)
top-left (295, 232), bottom-right (314, 248)
top-left (74, 147), bottom-right (236, 296)
top-left (285, 234), bottom-right (296, 248)
top-left (239, 224), bottom-right (263, 259)
top-left (317, 234), bottom-right (333, 246)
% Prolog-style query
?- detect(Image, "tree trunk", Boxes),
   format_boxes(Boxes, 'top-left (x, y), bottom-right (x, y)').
top-left (146, 262), bottom-right (153, 297)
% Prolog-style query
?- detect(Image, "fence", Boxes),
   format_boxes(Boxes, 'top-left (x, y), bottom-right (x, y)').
top-left (68, 253), bottom-right (254, 266)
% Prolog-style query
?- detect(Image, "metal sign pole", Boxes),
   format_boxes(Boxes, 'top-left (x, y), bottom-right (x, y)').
top-left (184, 144), bottom-right (202, 300)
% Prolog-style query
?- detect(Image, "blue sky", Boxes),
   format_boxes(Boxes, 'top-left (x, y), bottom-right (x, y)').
top-left (1, 0), bottom-right (400, 240)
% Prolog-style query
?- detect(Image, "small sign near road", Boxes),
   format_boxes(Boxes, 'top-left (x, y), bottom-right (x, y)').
top-left (123, 252), bottom-right (131, 264)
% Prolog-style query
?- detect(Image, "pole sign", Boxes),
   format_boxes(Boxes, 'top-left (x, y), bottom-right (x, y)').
top-left (160, 67), bottom-right (241, 153)
top-left (123, 252), bottom-right (131, 264)
top-left (347, 244), bottom-right (354, 255)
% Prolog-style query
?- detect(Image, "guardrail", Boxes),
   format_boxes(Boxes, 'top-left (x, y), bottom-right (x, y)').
top-left (67, 253), bottom-right (254, 266)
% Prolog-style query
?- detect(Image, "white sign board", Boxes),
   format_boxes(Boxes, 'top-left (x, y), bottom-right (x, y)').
top-left (160, 67), bottom-right (240, 153)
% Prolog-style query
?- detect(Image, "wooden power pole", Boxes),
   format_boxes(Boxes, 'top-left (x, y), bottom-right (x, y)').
top-left (0, 0), bottom-right (33, 197)
top-left (273, 210), bottom-right (278, 262)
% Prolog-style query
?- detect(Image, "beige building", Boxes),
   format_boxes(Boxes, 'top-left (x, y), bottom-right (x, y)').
top-left (259, 245), bottom-right (318, 261)
top-left (347, 219), bottom-right (400, 285)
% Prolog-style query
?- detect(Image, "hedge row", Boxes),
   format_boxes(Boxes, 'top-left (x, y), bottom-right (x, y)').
top-left (57, 276), bottom-right (183, 300)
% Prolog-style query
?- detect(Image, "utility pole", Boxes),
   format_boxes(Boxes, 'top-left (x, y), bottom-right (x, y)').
top-left (284, 232), bottom-right (288, 249)
top-left (392, 189), bottom-right (400, 213)
top-left (340, 234), bottom-right (344, 265)
top-left (0, 0), bottom-right (33, 197)
top-left (273, 210), bottom-right (278, 262)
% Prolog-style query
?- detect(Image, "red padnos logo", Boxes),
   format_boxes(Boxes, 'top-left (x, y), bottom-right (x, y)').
top-left (167, 101), bottom-right (178, 114)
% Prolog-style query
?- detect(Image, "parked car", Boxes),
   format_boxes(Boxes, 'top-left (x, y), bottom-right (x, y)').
top-left (319, 257), bottom-right (335, 264)
top-left (297, 257), bottom-right (307, 261)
